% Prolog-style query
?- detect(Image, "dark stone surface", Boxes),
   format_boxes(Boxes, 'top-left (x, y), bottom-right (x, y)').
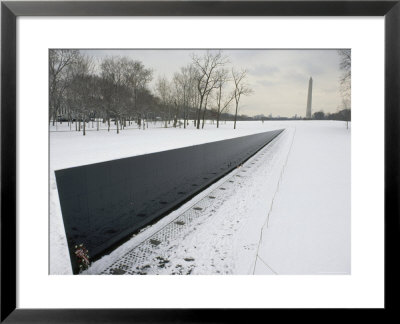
top-left (55, 129), bottom-right (283, 273)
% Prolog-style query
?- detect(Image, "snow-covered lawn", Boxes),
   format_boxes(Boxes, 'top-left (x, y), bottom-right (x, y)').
top-left (255, 121), bottom-right (351, 274)
top-left (49, 120), bottom-right (351, 275)
top-left (50, 120), bottom-right (283, 170)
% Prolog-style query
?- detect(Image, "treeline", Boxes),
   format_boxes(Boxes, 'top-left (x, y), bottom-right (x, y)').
top-left (312, 109), bottom-right (351, 121)
top-left (49, 50), bottom-right (252, 135)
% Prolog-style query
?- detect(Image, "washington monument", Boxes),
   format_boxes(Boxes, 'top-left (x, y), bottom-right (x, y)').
top-left (306, 77), bottom-right (313, 118)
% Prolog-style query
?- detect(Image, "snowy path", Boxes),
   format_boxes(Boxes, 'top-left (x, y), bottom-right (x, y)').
top-left (85, 128), bottom-right (294, 275)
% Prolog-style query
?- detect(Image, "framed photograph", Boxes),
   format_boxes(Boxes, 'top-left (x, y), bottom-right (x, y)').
top-left (1, 0), bottom-right (399, 322)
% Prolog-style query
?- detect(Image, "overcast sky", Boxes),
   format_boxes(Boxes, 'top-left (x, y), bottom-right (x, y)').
top-left (81, 49), bottom-right (345, 118)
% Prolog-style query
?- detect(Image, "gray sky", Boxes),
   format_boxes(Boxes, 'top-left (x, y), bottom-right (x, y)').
top-left (81, 49), bottom-right (344, 118)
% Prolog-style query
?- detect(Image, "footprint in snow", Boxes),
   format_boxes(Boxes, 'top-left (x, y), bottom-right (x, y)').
top-left (184, 257), bottom-right (195, 262)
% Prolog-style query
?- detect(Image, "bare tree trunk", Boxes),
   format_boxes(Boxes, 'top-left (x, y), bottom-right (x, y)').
top-left (196, 96), bottom-right (204, 129)
top-left (202, 95), bottom-right (210, 129)
top-left (173, 103), bottom-right (179, 128)
top-left (234, 102), bottom-right (239, 129)
top-left (196, 108), bottom-right (201, 129)
top-left (201, 107), bottom-right (206, 129)
top-left (231, 69), bottom-right (252, 130)
top-left (183, 106), bottom-right (187, 129)
top-left (52, 109), bottom-right (56, 126)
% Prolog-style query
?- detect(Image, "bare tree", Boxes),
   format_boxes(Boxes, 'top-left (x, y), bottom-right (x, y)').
top-left (124, 60), bottom-right (152, 127)
top-left (201, 90), bottom-right (211, 129)
top-left (192, 51), bottom-right (228, 129)
top-left (172, 72), bottom-right (185, 128)
top-left (136, 87), bottom-right (157, 129)
top-left (49, 49), bottom-right (80, 125)
top-left (100, 57), bottom-right (132, 134)
top-left (232, 68), bottom-right (253, 129)
top-left (214, 68), bottom-right (234, 128)
top-left (155, 76), bottom-right (172, 127)
top-left (65, 55), bottom-right (100, 135)
top-left (173, 64), bottom-right (198, 129)
top-left (337, 49), bottom-right (351, 129)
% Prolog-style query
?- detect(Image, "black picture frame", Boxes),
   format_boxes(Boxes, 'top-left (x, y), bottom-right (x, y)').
top-left (1, 0), bottom-right (399, 322)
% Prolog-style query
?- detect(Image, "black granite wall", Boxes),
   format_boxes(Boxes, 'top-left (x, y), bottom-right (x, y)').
top-left (55, 129), bottom-right (283, 273)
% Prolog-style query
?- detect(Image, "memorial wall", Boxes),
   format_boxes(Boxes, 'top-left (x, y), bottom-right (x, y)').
top-left (55, 129), bottom-right (283, 273)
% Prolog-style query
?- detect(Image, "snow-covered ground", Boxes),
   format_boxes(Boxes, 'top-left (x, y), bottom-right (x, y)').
top-left (254, 121), bottom-right (351, 274)
top-left (49, 120), bottom-right (351, 275)
top-left (50, 120), bottom-right (284, 170)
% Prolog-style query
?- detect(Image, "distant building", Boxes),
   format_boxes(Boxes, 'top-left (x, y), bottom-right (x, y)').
top-left (306, 77), bottom-right (313, 118)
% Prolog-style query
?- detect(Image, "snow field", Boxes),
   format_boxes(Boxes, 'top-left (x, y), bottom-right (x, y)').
top-left (256, 122), bottom-right (351, 274)
top-left (50, 121), bottom-right (284, 170)
top-left (50, 121), bottom-right (351, 275)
